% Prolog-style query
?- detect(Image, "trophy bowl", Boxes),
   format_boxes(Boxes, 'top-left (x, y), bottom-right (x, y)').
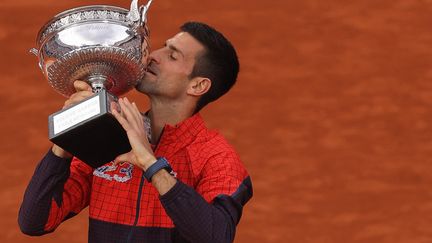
top-left (31, 1), bottom-right (151, 96)
top-left (30, 0), bottom-right (152, 168)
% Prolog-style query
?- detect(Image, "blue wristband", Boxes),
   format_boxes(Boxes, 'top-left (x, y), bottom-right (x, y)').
top-left (144, 157), bottom-right (173, 182)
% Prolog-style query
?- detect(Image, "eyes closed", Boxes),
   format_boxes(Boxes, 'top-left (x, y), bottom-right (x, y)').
top-left (164, 42), bottom-right (183, 61)
top-left (169, 52), bottom-right (178, 60)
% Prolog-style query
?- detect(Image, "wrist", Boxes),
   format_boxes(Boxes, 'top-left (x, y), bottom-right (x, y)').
top-left (143, 157), bottom-right (174, 183)
top-left (138, 154), bottom-right (157, 171)
top-left (52, 144), bottom-right (72, 159)
top-left (151, 169), bottom-right (177, 196)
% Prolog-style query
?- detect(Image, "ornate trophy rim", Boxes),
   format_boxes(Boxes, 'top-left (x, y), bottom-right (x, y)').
top-left (36, 5), bottom-right (130, 46)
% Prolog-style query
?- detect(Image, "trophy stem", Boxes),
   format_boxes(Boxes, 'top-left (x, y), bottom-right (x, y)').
top-left (88, 75), bottom-right (108, 93)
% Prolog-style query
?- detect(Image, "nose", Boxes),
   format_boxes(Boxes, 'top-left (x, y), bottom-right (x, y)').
top-left (147, 49), bottom-right (161, 65)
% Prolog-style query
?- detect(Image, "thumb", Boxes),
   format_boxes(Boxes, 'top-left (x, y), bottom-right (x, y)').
top-left (74, 80), bottom-right (92, 92)
top-left (114, 151), bottom-right (135, 165)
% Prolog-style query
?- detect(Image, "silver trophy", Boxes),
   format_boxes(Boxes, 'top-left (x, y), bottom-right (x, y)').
top-left (30, 0), bottom-right (153, 168)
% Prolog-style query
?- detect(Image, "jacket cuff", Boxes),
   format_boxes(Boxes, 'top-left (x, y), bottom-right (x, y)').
top-left (41, 148), bottom-right (73, 171)
top-left (159, 180), bottom-right (187, 205)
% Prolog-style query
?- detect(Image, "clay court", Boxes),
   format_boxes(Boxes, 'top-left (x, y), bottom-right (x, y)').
top-left (1, 0), bottom-right (432, 242)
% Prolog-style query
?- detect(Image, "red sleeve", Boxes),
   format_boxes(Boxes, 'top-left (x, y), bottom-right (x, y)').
top-left (45, 157), bottom-right (93, 231)
top-left (160, 150), bottom-right (252, 243)
top-left (196, 150), bottom-right (249, 203)
top-left (18, 150), bottom-right (93, 235)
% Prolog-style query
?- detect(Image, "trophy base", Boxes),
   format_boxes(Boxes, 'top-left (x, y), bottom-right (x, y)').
top-left (48, 90), bottom-right (131, 168)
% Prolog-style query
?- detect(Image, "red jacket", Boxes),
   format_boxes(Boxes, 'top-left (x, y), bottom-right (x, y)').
top-left (19, 113), bottom-right (253, 242)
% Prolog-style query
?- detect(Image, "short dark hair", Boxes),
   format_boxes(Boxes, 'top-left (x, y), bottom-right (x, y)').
top-left (180, 22), bottom-right (240, 113)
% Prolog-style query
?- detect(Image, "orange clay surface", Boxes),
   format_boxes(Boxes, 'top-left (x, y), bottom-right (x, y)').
top-left (1, 0), bottom-right (432, 242)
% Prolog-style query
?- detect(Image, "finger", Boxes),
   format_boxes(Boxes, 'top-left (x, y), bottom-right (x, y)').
top-left (114, 151), bottom-right (135, 165)
top-left (70, 91), bottom-right (93, 100)
top-left (112, 107), bottom-right (132, 131)
top-left (110, 101), bottom-right (120, 113)
top-left (64, 91), bottom-right (93, 108)
top-left (119, 98), bottom-right (140, 130)
top-left (112, 109), bottom-right (129, 128)
top-left (113, 107), bottom-right (153, 160)
top-left (74, 80), bottom-right (92, 92)
top-left (122, 98), bottom-right (143, 129)
top-left (130, 104), bottom-right (145, 133)
top-left (123, 99), bottom-right (143, 128)
top-left (131, 102), bottom-right (144, 126)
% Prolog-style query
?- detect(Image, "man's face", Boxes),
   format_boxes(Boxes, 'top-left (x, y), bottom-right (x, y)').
top-left (136, 32), bottom-right (204, 99)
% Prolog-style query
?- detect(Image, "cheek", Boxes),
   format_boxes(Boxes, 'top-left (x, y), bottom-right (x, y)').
top-left (141, 38), bottom-right (150, 64)
top-left (163, 65), bottom-right (189, 80)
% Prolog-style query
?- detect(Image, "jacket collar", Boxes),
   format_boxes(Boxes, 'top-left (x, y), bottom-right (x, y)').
top-left (145, 112), bottom-right (207, 151)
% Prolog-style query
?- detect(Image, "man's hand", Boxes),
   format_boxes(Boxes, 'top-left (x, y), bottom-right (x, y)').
top-left (111, 97), bottom-right (157, 170)
top-left (63, 80), bottom-right (93, 108)
top-left (112, 97), bottom-right (176, 195)
top-left (52, 80), bottom-right (93, 158)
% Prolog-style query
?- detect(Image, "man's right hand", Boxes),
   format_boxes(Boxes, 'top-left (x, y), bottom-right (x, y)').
top-left (52, 80), bottom-right (93, 158)
top-left (62, 80), bottom-right (93, 108)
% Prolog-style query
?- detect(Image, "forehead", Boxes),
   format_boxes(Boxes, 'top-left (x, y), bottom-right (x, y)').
top-left (167, 32), bottom-right (205, 57)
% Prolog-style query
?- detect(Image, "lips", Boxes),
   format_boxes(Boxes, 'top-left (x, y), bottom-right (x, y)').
top-left (145, 65), bottom-right (157, 76)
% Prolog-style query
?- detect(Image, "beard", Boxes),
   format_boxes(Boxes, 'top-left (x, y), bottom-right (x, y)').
top-left (135, 74), bottom-right (160, 96)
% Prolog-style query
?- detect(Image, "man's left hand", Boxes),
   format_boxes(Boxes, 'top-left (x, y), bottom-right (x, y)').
top-left (111, 97), bottom-right (156, 170)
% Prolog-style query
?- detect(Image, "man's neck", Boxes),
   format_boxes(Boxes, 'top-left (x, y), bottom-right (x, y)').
top-left (148, 100), bottom-right (195, 144)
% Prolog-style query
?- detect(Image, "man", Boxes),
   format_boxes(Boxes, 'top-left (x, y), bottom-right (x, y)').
top-left (19, 22), bottom-right (253, 243)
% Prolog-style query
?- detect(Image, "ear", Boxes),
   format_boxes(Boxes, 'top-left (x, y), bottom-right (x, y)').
top-left (187, 77), bottom-right (211, 97)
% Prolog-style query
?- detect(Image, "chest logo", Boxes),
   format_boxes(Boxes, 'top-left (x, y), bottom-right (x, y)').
top-left (93, 162), bottom-right (134, 182)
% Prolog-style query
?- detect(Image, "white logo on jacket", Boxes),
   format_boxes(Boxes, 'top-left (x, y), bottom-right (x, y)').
top-left (93, 162), bottom-right (133, 182)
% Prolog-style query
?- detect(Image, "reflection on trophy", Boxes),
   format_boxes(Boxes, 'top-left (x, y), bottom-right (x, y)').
top-left (30, 0), bottom-right (152, 168)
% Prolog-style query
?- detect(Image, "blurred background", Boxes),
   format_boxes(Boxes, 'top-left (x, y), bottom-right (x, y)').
top-left (1, 0), bottom-right (432, 242)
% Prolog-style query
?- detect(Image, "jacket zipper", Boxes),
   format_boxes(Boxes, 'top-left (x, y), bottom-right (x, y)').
top-left (126, 173), bottom-right (146, 242)
top-left (126, 127), bottom-right (165, 242)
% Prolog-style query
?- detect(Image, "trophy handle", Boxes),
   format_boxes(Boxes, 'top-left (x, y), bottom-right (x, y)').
top-left (126, 0), bottom-right (152, 42)
top-left (140, 0), bottom-right (153, 22)
top-left (29, 48), bottom-right (39, 56)
top-left (127, 0), bottom-right (152, 22)
top-left (127, 0), bottom-right (153, 24)
top-left (30, 48), bottom-right (44, 70)
top-left (127, 0), bottom-right (140, 22)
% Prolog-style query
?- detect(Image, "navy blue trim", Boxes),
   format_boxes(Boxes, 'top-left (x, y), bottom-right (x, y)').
top-left (127, 173), bottom-right (146, 242)
top-left (159, 180), bottom-right (183, 203)
top-left (231, 176), bottom-right (253, 206)
top-left (89, 218), bottom-right (178, 243)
